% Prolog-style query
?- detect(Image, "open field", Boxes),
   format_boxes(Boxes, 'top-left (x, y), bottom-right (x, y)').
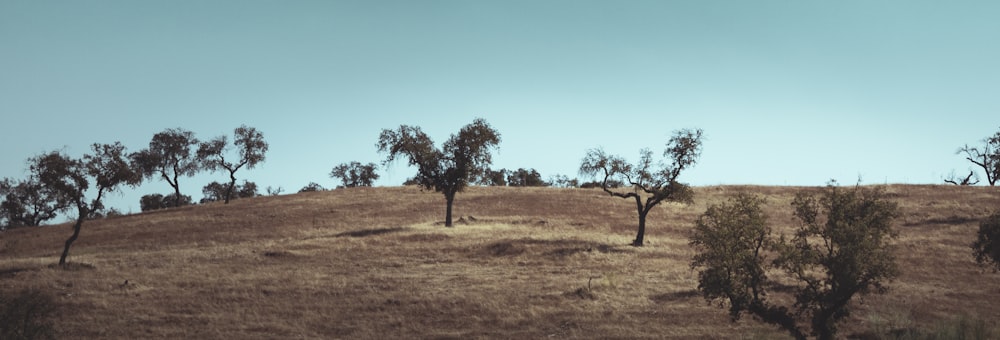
top-left (2, 185), bottom-right (999, 339)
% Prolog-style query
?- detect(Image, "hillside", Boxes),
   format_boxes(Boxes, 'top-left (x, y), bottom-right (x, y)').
top-left (2, 185), bottom-right (999, 339)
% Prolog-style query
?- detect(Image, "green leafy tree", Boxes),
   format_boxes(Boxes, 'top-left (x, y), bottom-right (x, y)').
top-left (139, 193), bottom-right (193, 212)
top-left (506, 168), bottom-right (548, 187)
top-left (329, 161), bottom-right (379, 188)
top-left (198, 125), bottom-right (268, 204)
top-left (480, 168), bottom-right (507, 186)
top-left (298, 182), bottom-right (325, 193)
top-left (972, 211), bottom-right (1000, 271)
top-left (691, 184), bottom-right (900, 340)
top-left (133, 128), bottom-right (201, 207)
top-left (958, 127), bottom-right (1000, 186)
top-left (580, 128), bottom-right (703, 246)
top-left (201, 180), bottom-right (258, 203)
top-left (377, 118), bottom-right (501, 227)
top-left (0, 176), bottom-right (67, 229)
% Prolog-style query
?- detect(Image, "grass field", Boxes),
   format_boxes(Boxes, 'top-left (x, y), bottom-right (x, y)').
top-left (2, 185), bottom-right (999, 339)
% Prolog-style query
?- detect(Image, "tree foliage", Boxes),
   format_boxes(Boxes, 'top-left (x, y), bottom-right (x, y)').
top-left (377, 118), bottom-right (501, 227)
top-left (201, 180), bottom-right (258, 203)
top-left (197, 125), bottom-right (268, 203)
top-left (972, 211), bottom-right (1000, 271)
top-left (298, 182), bottom-right (325, 193)
top-left (691, 184), bottom-right (901, 340)
top-left (506, 168), bottom-right (548, 187)
top-left (133, 128), bottom-right (201, 207)
top-left (139, 193), bottom-right (193, 212)
top-left (329, 162), bottom-right (379, 188)
top-left (580, 128), bottom-right (703, 246)
top-left (0, 176), bottom-right (66, 229)
top-left (958, 128), bottom-right (1000, 186)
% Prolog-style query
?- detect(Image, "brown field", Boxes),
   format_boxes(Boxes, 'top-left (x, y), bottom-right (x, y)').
top-left (2, 185), bottom-right (999, 339)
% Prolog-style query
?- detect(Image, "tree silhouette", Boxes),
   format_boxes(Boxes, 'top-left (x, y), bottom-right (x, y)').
top-left (972, 211), bottom-right (1000, 271)
top-left (580, 128), bottom-right (703, 246)
top-left (0, 176), bottom-right (67, 228)
top-left (958, 128), bottom-right (1000, 186)
top-left (377, 118), bottom-right (501, 227)
top-left (134, 128), bottom-right (201, 207)
top-left (330, 162), bottom-right (379, 188)
top-left (198, 125), bottom-right (268, 203)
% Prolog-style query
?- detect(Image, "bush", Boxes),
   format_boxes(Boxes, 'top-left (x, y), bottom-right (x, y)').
top-left (971, 211), bottom-right (1000, 271)
top-left (0, 289), bottom-right (56, 340)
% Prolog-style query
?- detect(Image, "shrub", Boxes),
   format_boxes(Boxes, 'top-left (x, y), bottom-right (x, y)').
top-left (0, 288), bottom-right (56, 340)
top-left (971, 211), bottom-right (1000, 271)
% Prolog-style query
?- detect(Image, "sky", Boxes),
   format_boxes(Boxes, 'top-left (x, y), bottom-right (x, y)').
top-left (2, 1), bottom-right (999, 217)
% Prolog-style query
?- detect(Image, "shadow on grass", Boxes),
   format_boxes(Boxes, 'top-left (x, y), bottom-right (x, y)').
top-left (483, 238), bottom-right (631, 257)
top-left (335, 227), bottom-right (408, 238)
top-left (649, 289), bottom-right (700, 303)
top-left (903, 215), bottom-right (980, 227)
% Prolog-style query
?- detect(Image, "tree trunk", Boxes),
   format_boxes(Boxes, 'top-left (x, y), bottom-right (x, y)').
top-left (633, 209), bottom-right (648, 247)
top-left (444, 193), bottom-right (455, 227)
top-left (59, 206), bottom-right (86, 266)
top-left (224, 171), bottom-right (237, 204)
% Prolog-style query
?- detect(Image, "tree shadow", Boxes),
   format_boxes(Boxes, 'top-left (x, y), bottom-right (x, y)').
top-left (649, 289), bottom-right (701, 303)
top-left (482, 238), bottom-right (631, 257)
top-left (334, 227), bottom-right (408, 238)
top-left (903, 215), bottom-right (980, 227)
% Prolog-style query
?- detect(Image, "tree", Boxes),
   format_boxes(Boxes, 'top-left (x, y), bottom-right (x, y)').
top-left (549, 174), bottom-right (579, 188)
top-left (140, 193), bottom-right (193, 212)
top-left (31, 144), bottom-right (140, 265)
top-left (506, 168), bottom-right (548, 187)
top-left (330, 161), bottom-right (379, 188)
top-left (972, 211), bottom-right (1000, 271)
top-left (201, 180), bottom-right (258, 203)
top-left (0, 176), bottom-right (67, 228)
top-left (958, 128), bottom-right (1000, 186)
top-left (944, 169), bottom-right (980, 185)
top-left (133, 128), bottom-right (201, 207)
top-left (377, 118), bottom-right (501, 227)
top-left (480, 168), bottom-right (507, 186)
top-left (299, 182), bottom-right (326, 193)
top-left (691, 184), bottom-right (901, 340)
top-left (198, 125), bottom-right (268, 204)
top-left (579, 128), bottom-right (703, 246)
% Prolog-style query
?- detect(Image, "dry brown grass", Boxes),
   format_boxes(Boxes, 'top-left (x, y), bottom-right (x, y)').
top-left (1, 185), bottom-right (999, 339)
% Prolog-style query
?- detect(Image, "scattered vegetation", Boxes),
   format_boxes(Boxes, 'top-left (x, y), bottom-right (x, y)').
top-left (0, 288), bottom-right (57, 340)
top-left (971, 210), bottom-right (1000, 271)
top-left (329, 161), bottom-right (379, 188)
top-left (197, 125), bottom-right (269, 204)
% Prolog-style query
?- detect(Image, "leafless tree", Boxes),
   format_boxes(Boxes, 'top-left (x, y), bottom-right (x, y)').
top-left (957, 128), bottom-right (1000, 186)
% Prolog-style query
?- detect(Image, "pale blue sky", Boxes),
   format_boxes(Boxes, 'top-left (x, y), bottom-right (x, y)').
top-left (2, 1), bottom-right (999, 216)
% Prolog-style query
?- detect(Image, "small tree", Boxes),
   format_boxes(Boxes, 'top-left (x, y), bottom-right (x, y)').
top-left (580, 128), bottom-right (703, 246)
top-left (480, 168), bottom-right (507, 186)
top-left (506, 168), bottom-right (548, 187)
top-left (134, 128), bottom-right (201, 207)
top-left (329, 162), bottom-right (379, 188)
top-left (972, 211), bottom-right (1000, 271)
top-left (691, 184), bottom-right (900, 340)
top-left (958, 128), bottom-right (1000, 186)
top-left (377, 118), bottom-right (501, 227)
top-left (0, 176), bottom-right (67, 228)
top-left (201, 180), bottom-right (258, 203)
top-left (198, 125), bottom-right (268, 204)
top-left (298, 182), bottom-right (326, 193)
top-left (549, 174), bottom-right (579, 188)
top-left (944, 169), bottom-right (980, 185)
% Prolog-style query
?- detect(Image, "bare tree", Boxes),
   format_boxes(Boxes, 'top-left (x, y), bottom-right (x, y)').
top-left (133, 128), bottom-right (201, 207)
top-left (329, 161), bottom-right (379, 188)
top-left (944, 169), bottom-right (980, 185)
top-left (958, 128), bottom-right (1000, 186)
top-left (580, 128), bottom-right (703, 246)
top-left (198, 125), bottom-right (268, 203)
top-left (377, 118), bottom-right (501, 227)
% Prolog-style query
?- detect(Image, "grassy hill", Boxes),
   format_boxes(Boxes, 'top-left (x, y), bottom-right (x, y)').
top-left (2, 185), bottom-right (999, 339)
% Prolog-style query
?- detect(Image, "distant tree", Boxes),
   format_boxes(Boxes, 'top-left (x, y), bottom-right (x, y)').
top-left (972, 211), bottom-right (1000, 271)
top-left (506, 168), bottom-right (548, 187)
top-left (31, 143), bottom-right (140, 265)
top-left (402, 177), bottom-right (420, 186)
top-left (330, 161), bottom-right (379, 188)
top-left (958, 128), bottom-right (1000, 186)
top-left (298, 182), bottom-right (326, 193)
top-left (201, 180), bottom-right (258, 203)
top-left (265, 186), bottom-right (284, 196)
top-left (139, 193), bottom-right (193, 212)
top-left (377, 118), bottom-right (501, 227)
top-left (691, 184), bottom-right (901, 340)
top-left (580, 180), bottom-right (622, 189)
top-left (0, 176), bottom-right (67, 228)
top-left (480, 168), bottom-right (507, 186)
top-left (198, 125), bottom-right (268, 204)
top-left (549, 174), bottom-right (579, 188)
top-left (944, 169), bottom-right (980, 185)
top-left (580, 128), bottom-right (703, 246)
top-left (133, 128), bottom-right (201, 207)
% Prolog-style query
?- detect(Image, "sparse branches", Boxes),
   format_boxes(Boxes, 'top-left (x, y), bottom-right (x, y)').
top-left (198, 125), bottom-right (268, 203)
top-left (972, 211), bottom-right (1000, 271)
top-left (377, 118), bottom-right (501, 227)
top-left (957, 128), bottom-right (1000, 186)
top-left (579, 128), bottom-right (704, 246)
top-left (944, 169), bottom-right (980, 185)
top-left (330, 162), bottom-right (379, 188)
